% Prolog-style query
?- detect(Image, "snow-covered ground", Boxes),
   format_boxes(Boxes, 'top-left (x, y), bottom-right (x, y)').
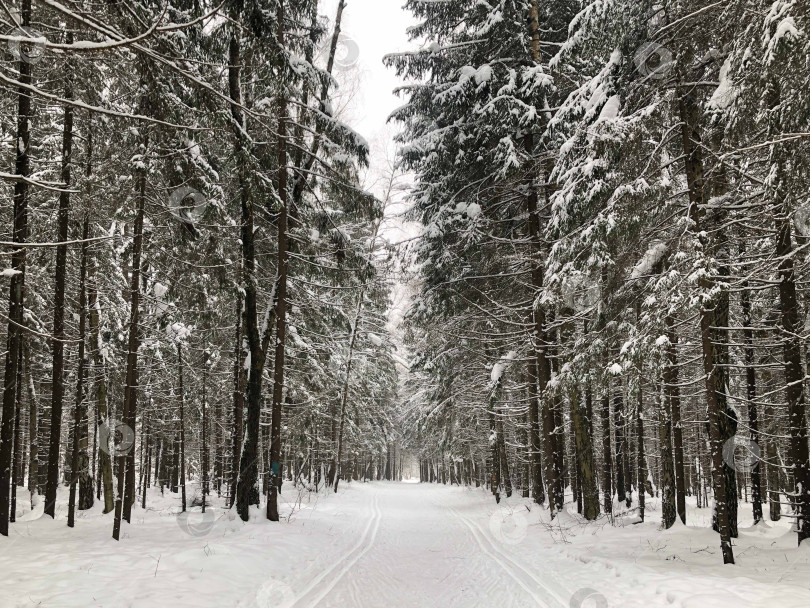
top-left (1, 482), bottom-right (809, 607)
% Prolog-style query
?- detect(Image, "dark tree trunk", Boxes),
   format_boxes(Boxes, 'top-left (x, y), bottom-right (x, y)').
top-left (68, 215), bottom-right (93, 527)
top-left (178, 343), bottom-right (186, 513)
top-left (112, 128), bottom-right (146, 541)
top-left (202, 354), bottom-right (208, 513)
top-left (526, 2), bottom-right (563, 515)
top-left (495, 403), bottom-right (512, 498)
top-left (231, 32), bottom-right (262, 522)
top-left (489, 392), bottom-right (500, 503)
top-left (600, 381), bottom-right (613, 516)
top-left (572, 385), bottom-right (599, 520)
top-left (527, 359), bottom-right (545, 504)
top-left (89, 261), bottom-right (114, 514)
top-left (664, 313), bottom-right (687, 524)
top-left (613, 371), bottom-right (627, 507)
top-left (678, 90), bottom-right (734, 564)
top-left (659, 376), bottom-right (677, 529)
top-left (25, 344), bottom-right (38, 501)
top-left (2, 1), bottom-right (32, 533)
top-left (45, 35), bottom-right (74, 520)
top-left (230, 292), bottom-right (243, 508)
top-left (707, 177), bottom-right (738, 539)
top-left (637, 377), bottom-right (647, 523)
top-left (739, 259), bottom-right (763, 524)
top-left (519, 411), bottom-right (530, 498)
top-left (267, 0), bottom-right (289, 523)
top-left (9, 350), bottom-right (23, 523)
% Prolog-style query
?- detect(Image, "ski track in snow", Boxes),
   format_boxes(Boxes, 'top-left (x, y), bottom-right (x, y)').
top-left (308, 484), bottom-right (582, 608)
top-left (284, 490), bottom-right (382, 608)
top-left (439, 500), bottom-right (568, 607)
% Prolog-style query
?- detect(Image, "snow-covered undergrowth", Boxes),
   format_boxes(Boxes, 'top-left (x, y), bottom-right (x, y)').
top-left (1, 482), bottom-right (809, 607)
top-left (0, 482), bottom-right (372, 607)
top-left (461, 486), bottom-right (810, 608)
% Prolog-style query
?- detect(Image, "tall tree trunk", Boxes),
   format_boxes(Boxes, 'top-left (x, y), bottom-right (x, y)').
top-left (600, 380), bottom-right (613, 516)
top-left (112, 128), bottom-right (147, 540)
top-left (178, 343), bottom-right (186, 513)
top-left (613, 369), bottom-right (627, 507)
top-left (572, 385), bottom-right (599, 520)
top-left (331, 300), bottom-right (361, 492)
top-left (495, 403), bottom-right (512, 498)
top-left (68, 215), bottom-right (93, 527)
top-left (489, 391), bottom-right (500, 503)
top-left (2, 0), bottom-right (32, 535)
top-left (267, 0), bottom-right (289, 523)
top-left (678, 89), bottom-right (734, 564)
top-left (230, 292), bottom-right (243, 508)
top-left (25, 343), bottom-right (38, 502)
top-left (740, 260), bottom-right (763, 524)
top-left (9, 350), bottom-right (23, 523)
top-left (708, 158), bottom-right (738, 539)
top-left (637, 377), bottom-right (647, 523)
top-left (44, 33), bottom-right (74, 520)
top-left (89, 262), bottom-right (114, 514)
top-left (659, 374), bottom-right (677, 529)
top-left (202, 353), bottom-right (208, 513)
top-left (519, 410), bottom-right (530, 498)
top-left (213, 359), bottom-right (221, 496)
top-left (526, 0), bottom-right (560, 515)
top-left (231, 31), bottom-right (262, 522)
top-left (664, 312), bottom-right (687, 524)
top-left (527, 359), bottom-right (545, 504)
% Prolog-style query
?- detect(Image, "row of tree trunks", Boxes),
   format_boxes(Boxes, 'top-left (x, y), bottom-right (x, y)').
top-left (766, 80), bottom-right (810, 544)
top-left (0, 0), bottom-right (33, 536)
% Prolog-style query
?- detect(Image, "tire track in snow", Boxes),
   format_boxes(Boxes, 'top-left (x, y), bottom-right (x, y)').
top-left (287, 490), bottom-right (382, 608)
top-left (441, 500), bottom-right (569, 608)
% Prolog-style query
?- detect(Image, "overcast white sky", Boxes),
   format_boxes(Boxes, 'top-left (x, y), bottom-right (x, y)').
top-left (321, 0), bottom-right (414, 155)
top-left (318, 1), bottom-right (420, 347)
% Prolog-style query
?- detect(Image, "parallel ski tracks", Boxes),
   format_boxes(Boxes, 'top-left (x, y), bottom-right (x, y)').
top-left (287, 490), bottom-right (382, 608)
top-left (440, 499), bottom-right (569, 608)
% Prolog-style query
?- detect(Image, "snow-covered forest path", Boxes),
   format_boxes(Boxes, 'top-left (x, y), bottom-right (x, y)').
top-left (298, 483), bottom-right (572, 608)
top-left (4, 481), bottom-right (810, 607)
top-left (257, 482), bottom-right (810, 608)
